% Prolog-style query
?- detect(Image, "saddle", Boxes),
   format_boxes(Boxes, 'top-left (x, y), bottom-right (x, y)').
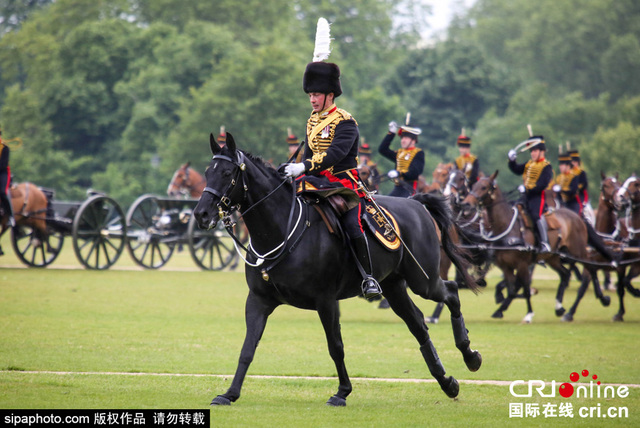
top-left (516, 204), bottom-right (561, 230)
top-left (300, 192), bottom-right (402, 251)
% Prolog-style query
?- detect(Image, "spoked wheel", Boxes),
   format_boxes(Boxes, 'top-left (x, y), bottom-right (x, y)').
top-left (187, 213), bottom-right (239, 270)
top-left (126, 194), bottom-right (175, 269)
top-left (11, 223), bottom-right (64, 267)
top-left (72, 195), bottom-right (126, 270)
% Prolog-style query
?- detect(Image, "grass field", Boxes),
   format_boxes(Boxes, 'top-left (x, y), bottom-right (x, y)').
top-left (1, 234), bottom-right (640, 427)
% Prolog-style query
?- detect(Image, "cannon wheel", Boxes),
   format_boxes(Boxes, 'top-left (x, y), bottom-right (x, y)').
top-left (72, 195), bottom-right (126, 270)
top-left (11, 223), bottom-right (64, 268)
top-left (187, 213), bottom-right (240, 270)
top-left (126, 194), bottom-right (175, 269)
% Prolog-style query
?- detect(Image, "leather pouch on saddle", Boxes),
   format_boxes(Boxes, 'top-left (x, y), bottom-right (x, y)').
top-left (543, 210), bottom-right (561, 230)
top-left (516, 203), bottom-right (533, 229)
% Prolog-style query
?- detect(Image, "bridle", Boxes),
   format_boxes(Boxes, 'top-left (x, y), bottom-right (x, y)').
top-left (202, 150), bottom-right (302, 268)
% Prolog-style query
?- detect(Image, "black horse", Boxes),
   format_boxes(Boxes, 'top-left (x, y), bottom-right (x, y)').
top-left (193, 133), bottom-right (482, 406)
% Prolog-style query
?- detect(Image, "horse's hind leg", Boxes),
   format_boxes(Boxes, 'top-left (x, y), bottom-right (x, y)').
top-left (432, 279), bottom-right (482, 372)
top-left (212, 291), bottom-right (276, 405)
top-left (562, 268), bottom-right (594, 322)
top-left (316, 300), bottom-right (352, 406)
top-left (382, 277), bottom-right (460, 398)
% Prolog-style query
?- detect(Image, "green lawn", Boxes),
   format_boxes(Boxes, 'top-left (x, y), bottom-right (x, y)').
top-left (1, 250), bottom-right (639, 427)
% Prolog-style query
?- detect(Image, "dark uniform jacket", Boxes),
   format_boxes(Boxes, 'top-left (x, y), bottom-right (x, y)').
top-left (572, 166), bottom-right (589, 205)
top-left (378, 132), bottom-right (425, 197)
top-left (509, 157), bottom-right (553, 221)
top-left (556, 171), bottom-right (581, 214)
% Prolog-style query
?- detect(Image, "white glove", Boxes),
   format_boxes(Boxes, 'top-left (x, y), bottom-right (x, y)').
top-left (388, 121), bottom-right (398, 134)
top-left (387, 169), bottom-right (399, 179)
top-left (552, 184), bottom-right (561, 193)
top-left (284, 163), bottom-right (305, 178)
top-left (518, 184), bottom-right (526, 193)
top-left (508, 149), bottom-right (517, 161)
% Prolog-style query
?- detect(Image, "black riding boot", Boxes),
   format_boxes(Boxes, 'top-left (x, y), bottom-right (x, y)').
top-left (352, 235), bottom-right (382, 300)
top-left (536, 218), bottom-right (551, 253)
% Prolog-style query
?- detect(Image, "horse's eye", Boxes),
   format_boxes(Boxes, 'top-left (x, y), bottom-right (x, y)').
top-left (222, 169), bottom-right (232, 177)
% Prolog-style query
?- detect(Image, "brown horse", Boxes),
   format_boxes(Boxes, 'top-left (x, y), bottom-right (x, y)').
top-left (0, 182), bottom-right (49, 255)
top-left (167, 162), bottom-right (206, 198)
top-left (425, 168), bottom-right (494, 324)
top-left (611, 175), bottom-right (640, 321)
top-left (461, 171), bottom-right (603, 323)
top-left (559, 173), bottom-right (626, 321)
top-left (357, 162), bottom-right (380, 192)
top-left (417, 163), bottom-right (454, 194)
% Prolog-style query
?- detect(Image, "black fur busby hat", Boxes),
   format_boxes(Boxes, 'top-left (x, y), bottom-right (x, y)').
top-left (303, 18), bottom-right (342, 98)
top-left (303, 62), bottom-right (342, 97)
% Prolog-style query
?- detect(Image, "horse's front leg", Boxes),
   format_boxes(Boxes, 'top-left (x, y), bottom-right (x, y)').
top-left (212, 291), bottom-right (276, 405)
top-left (316, 299), bottom-right (351, 406)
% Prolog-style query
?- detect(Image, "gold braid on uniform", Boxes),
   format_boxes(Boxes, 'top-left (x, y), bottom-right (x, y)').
top-left (523, 159), bottom-right (550, 189)
top-left (556, 171), bottom-right (577, 202)
top-left (306, 108), bottom-right (357, 173)
top-left (455, 154), bottom-right (477, 177)
top-left (572, 166), bottom-right (585, 192)
top-left (396, 148), bottom-right (422, 174)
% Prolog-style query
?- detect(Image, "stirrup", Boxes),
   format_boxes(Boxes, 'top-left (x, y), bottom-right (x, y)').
top-left (538, 243), bottom-right (551, 253)
top-left (361, 276), bottom-right (382, 300)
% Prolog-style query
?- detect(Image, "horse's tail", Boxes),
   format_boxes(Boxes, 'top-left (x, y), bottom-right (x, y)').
top-left (411, 193), bottom-right (480, 294)
top-left (585, 220), bottom-right (616, 262)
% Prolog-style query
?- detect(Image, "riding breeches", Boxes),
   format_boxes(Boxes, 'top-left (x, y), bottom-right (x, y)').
top-left (341, 200), bottom-right (365, 240)
top-left (524, 193), bottom-right (546, 222)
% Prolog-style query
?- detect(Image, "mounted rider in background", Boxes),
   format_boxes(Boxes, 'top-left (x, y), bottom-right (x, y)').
top-left (508, 135), bottom-right (553, 253)
top-left (453, 131), bottom-right (479, 186)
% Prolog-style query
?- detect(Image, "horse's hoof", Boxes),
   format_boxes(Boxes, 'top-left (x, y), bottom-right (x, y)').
top-left (601, 296), bottom-right (611, 307)
top-left (555, 307), bottom-right (566, 317)
top-left (561, 313), bottom-right (573, 322)
top-left (491, 310), bottom-right (503, 319)
top-left (476, 279), bottom-right (487, 288)
top-left (464, 350), bottom-right (482, 372)
top-left (612, 314), bottom-right (624, 322)
top-left (424, 316), bottom-right (439, 324)
top-left (211, 395), bottom-right (232, 406)
top-left (522, 312), bottom-right (534, 324)
top-left (531, 287), bottom-right (539, 295)
top-left (441, 376), bottom-right (459, 398)
top-left (326, 395), bottom-right (346, 407)
top-left (629, 287), bottom-right (640, 297)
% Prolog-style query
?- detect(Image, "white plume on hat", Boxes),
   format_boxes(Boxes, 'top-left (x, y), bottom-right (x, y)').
top-left (312, 17), bottom-right (332, 62)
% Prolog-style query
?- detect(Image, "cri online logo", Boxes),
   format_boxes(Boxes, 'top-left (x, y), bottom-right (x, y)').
top-left (510, 369), bottom-right (629, 399)
top-left (559, 369), bottom-right (598, 398)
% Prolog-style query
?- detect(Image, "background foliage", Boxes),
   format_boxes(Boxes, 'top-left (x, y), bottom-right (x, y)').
top-left (1, 0), bottom-right (639, 205)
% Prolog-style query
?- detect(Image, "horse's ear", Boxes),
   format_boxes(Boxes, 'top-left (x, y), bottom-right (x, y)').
top-left (490, 170), bottom-right (499, 180)
top-left (616, 172), bottom-right (619, 180)
top-left (226, 132), bottom-right (237, 153)
top-left (601, 171), bottom-right (606, 180)
top-left (210, 133), bottom-right (221, 155)
top-left (186, 161), bottom-right (191, 168)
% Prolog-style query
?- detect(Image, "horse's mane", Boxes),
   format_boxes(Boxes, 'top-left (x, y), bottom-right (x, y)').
top-left (240, 150), bottom-right (284, 181)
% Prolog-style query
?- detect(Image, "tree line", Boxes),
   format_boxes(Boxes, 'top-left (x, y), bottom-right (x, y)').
top-left (0, 0), bottom-right (638, 206)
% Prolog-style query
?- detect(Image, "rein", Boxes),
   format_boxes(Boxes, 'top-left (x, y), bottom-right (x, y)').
top-left (479, 205), bottom-right (520, 242)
